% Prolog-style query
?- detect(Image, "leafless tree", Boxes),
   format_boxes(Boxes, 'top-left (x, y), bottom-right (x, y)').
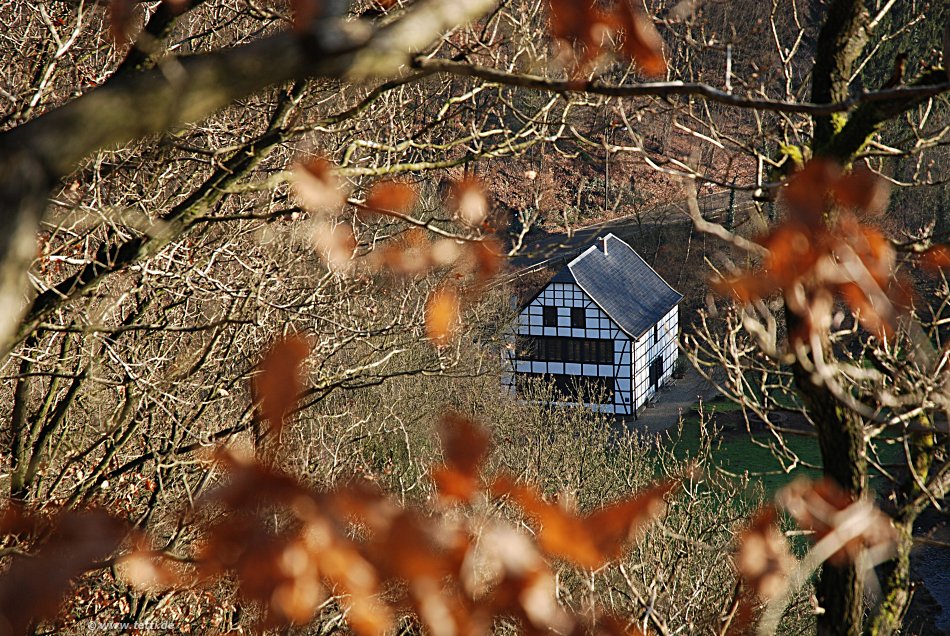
top-left (1, 1), bottom-right (949, 635)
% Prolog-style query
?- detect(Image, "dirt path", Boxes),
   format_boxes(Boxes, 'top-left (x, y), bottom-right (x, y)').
top-left (619, 364), bottom-right (719, 434)
top-left (505, 191), bottom-right (741, 273)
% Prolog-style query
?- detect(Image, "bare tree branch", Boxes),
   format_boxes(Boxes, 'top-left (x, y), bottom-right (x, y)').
top-left (414, 57), bottom-right (950, 116)
top-left (0, 0), bottom-right (500, 352)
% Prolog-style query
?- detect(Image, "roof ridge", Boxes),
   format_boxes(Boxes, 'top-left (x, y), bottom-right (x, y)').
top-left (567, 243), bottom-right (599, 268)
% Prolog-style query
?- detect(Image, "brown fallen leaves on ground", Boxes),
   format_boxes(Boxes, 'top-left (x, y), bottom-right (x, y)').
top-left (0, 508), bottom-right (127, 636)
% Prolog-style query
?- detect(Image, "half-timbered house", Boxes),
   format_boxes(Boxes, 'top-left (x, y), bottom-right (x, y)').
top-left (509, 233), bottom-right (682, 416)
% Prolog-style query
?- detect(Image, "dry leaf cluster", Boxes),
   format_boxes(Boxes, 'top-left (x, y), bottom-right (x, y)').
top-left (777, 477), bottom-right (897, 567)
top-left (548, 0), bottom-right (666, 76)
top-left (116, 405), bottom-right (675, 636)
top-left (0, 339), bottom-right (903, 636)
top-left (291, 158), bottom-right (502, 347)
top-left (714, 160), bottom-right (911, 341)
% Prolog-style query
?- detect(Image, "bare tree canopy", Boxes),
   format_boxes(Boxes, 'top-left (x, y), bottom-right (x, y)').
top-left (1, 0), bottom-right (949, 635)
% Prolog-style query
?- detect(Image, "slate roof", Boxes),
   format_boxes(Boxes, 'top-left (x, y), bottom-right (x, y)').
top-left (550, 267), bottom-right (576, 284)
top-left (559, 233), bottom-right (682, 339)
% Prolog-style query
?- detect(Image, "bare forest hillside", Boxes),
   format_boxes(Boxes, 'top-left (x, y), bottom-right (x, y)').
top-left (0, 1), bottom-right (949, 635)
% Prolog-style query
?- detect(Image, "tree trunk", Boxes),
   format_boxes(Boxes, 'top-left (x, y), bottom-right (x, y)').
top-left (790, 323), bottom-right (868, 635)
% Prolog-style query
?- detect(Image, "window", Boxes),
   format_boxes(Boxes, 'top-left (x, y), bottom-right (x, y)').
top-left (598, 340), bottom-right (612, 364)
top-left (515, 372), bottom-right (614, 403)
top-left (654, 323), bottom-right (659, 343)
top-left (542, 337), bottom-right (560, 360)
top-left (570, 307), bottom-right (586, 329)
top-left (566, 338), bottom-right (582, 361)
top-left (542, 306), bottom-right (557, 327)
top-left (515, 336), bottom-right (613, 364)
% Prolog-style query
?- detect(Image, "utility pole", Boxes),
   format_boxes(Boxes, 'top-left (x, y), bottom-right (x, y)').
top-left (604, 103), bottom-right (610, 217)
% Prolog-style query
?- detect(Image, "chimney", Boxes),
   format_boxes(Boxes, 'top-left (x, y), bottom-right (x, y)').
top-left (599, 236), bottom-right (608, 255)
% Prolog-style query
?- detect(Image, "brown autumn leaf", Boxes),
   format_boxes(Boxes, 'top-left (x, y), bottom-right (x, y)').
top-left (491, 477), bottom-right (603, 568)
top-left (370, 232), bottom-right (477, 280)
top-left (431, 238), bottom-right (463, 267)
top-left (432, 412), bottom-right (492, 503)
top-left (3, 406), bottom-right (695, 636)
top-left (782, 159), bottom-right (841, 228)
top-left (549, 0), bottom-right (666, 75)
top-left (548, 0), bottom-right (602, 52)
top-left (714, 160), bottom-right (904, 341)
top-left (728, 505), bottom-right (793, 636)
top-left (194, 456), bottom-right (392, 634)
top-left (486, 565), bottom-right (574, 634)
top-left (582, 480), bottom-right (678, 560)
top-left (714, 221), bottom-right (824, 304)
top-left (323, 479), bottom-right (395, 531)
top-left (612, 1), bottom-right (666, 77)
top-left (108, 0), bottom-right (136, 45)
top-left (760, 222), bottom-right (824, 282)
top-left (919, 244), bottom-right (950, 272)
top-left (777, 477), bottom-right (897, 566)
top-left (711, 272), bottom-right (778, 305)
top-left (364, 182), bottom-right (418, 217)
top-left (118, 546), bottom-right (182, 593)
top-left (549, 0), bottom-right (622, 69)
top-left (831, 166), bottom-right (890, 216)
top-left (852, 222), bottom-right (895, 287)
top-left (302, 517), bottom-right (391, 636)
top-left (311, 219), bottom-right (357, 273)
top-left (162, 0), bottom-right (191, 14)
top-left (450, 178), bottom-right (490, 228)
top-left (468, 237), bottom-right (504, 286)
top-left (206, 458), bottom-right (335, 532)
top-left (290, 0), bottom-right (322, 33)
top-left (374, 243), bottom-right (432, 276)
top-left (491, 476), bottom-right (677, 569)
top-left (0, 508), bottom-right (127, 636)
top-left (199, 517), bottom-right (324, 626)
top-left (252, 335), bottom-right (310, 434)
top-left (359, 509), bottom-right (476, 636)
top-left (292, 156), bottom-right (346, 214)
top-left (464, 521), bottom-right (636, 636)
top-left (425, 286), bottom-right (460, 346)
top-left (371, 228), bottom-right (437, 276)
top-left (462, 522), bottom-right (567, 633)
top-left (734, 505), bottom-right (793, 601)
top-left (837, 282), bottom-right (892, 338)
top-left (372, 511), bottom-right (459, 582)
top-left (461, 521), bottom-right (538, 596)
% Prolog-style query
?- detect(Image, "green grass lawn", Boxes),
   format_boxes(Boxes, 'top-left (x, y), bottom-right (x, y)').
top-left (661, 398), bottom-right (901, 499)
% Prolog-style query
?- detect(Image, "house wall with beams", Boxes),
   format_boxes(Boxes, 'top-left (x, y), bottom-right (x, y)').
top-left (510, 281), bottom-right (634, 414)
top-left (506, 232), bottom-right (682, 417)
top-left (507, 285), bottom-right (680, 416)
top-left (630, 304), bottom-right (679, 411)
